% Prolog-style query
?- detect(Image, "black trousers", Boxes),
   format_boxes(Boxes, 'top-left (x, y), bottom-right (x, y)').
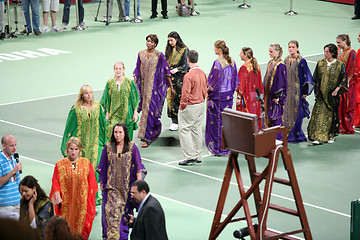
top-left (355, 0), bottom-right (360, 17)
top-left (152, 0), bottom-right (167, 16)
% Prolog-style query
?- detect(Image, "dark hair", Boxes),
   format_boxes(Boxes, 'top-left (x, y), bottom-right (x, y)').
top-left (324, 43), bottom-right (338, 59)
top-left (110, 123), bottom-right (130, 154)
top-left (0, 218), bottom-right (37, 240)
top-left (215, 40), bottom-right (232, 64)
top-left (19, 175), bottom-right (48, 208)
top-left (288, 40), bottom-right (300, 54)
top-left (146, 34), bottom-right (159, 47)
top-left (132, 180), bottom-right (150, 193)
top-left (241, 47), bottom-right (259, 74)
top-left (336, 34), bottom-right (351, 46)
top-left (44, 216), bottom-right (81, 240)
top-left (165, 31), bottom-right (187, 60)
top-left (187, 50), bottom-right (198, 63)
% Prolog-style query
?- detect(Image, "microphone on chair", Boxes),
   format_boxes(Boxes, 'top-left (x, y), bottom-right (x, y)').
top-left (14, 153), bottom-right (22, 174)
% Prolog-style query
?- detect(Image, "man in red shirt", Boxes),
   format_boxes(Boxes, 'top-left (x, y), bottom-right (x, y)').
top-left (178, 50), bottom-right (208, 166)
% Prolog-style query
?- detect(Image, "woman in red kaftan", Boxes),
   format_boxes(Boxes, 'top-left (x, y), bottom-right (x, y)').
top-left (236, 47), bottom-right (264, 130)
top-left (354, 32), bottom-right (360, 127)
top-left (336, 34), bottom-right (356, 133)
top-left (50, 137), bottom-right (98, 240)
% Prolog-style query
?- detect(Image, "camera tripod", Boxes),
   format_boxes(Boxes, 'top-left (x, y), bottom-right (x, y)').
top-left (3, 0), bottom-right (28, 39)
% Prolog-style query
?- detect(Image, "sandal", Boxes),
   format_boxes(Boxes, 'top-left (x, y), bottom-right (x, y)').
top-left (141, 142), bottom-right (149, 148)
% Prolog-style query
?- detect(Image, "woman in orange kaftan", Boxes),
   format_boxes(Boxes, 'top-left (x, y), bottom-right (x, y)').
top-left (50, 137), bottom-right (98, 240)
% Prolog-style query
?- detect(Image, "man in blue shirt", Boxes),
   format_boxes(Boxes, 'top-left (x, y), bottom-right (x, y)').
top-left (0, 134), bottom-right (22, 219)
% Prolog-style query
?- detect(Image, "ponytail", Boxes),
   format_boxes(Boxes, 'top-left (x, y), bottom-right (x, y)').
top-left (215, 40), bottom-right (232, 64)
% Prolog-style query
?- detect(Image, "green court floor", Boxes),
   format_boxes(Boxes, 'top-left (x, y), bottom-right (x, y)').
top-left (1, 0), bottom-right (360, 239)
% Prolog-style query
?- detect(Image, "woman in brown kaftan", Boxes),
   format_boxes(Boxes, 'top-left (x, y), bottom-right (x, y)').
top-left (307, 44), bottom-right (347, 145)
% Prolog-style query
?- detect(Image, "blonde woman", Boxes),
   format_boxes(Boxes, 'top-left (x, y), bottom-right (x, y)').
top-left (51, 137), bottom-right (98, 239)
top-left (263, 43), bottom-right (287, 140)
top-left (100, 62), bottom-right (139, 141)
top-left (61, 84), bottom-right (106, 205)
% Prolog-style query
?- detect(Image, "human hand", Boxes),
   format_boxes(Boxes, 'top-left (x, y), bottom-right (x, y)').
top-left (302, 95), bottom-right (307, 99)
top-left (273, 98), bottom-right (279, 104)
top-left (331, 90), bottom-right (338, 96)
top-left (53, 192), bottom-right (63, 205)
top-left (29, 190), bottom-right (37, 205)
top-left (105, 112), bottom-right (109, 121)
top-left (133, 111), bottom-right (138, 122)
top-left (170, 69), bottom-right (175, 74)
top-left (171, 87), bottom-right (176, 99)
top-left (13, 162), bottom-right (22, 174)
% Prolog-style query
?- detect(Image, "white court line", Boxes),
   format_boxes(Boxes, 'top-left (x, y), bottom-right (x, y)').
top-left (143, 157), bottom-right (351, 218)
top-left (2, 110), bottom-right (351, 218)
top-left (0, 119), bottom-right (62, 138)
top-left (164, 154), bottom-right (213, 165)
top-left (0, 88), bottom-right (104, 107)
top-left (0, 53), bottom-right (324, 107)
top-left (22, 154), bottom-right (304, 239)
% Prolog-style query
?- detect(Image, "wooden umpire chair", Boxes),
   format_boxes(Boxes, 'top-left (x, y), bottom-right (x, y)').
top-left (208, 108), bottom-right (312, 240)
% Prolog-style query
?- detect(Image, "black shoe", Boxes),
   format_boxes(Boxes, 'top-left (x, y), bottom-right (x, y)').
top-left (179, 159), bottom-right (196, 166)
top-left (351, 16), bottom-right (360, 20)
top-left (195, 159), bottom-right (202, 163)
top-left (150, 14), bottom-right (157, 19)
top-left (162, 15), bottom-right (168, 19)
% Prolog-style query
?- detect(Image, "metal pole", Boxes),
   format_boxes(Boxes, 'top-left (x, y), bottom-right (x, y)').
top-left (285, 0), bottom-right (297, 15)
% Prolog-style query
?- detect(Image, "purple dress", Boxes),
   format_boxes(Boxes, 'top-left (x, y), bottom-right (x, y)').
top-left (205, 57), bottom-right (238, 156)
top-left (133, 49), bottom-right (171, 144)
top-left (284, 56), bottom-right (314, 142)
top-left (263, 58), bottom-right (288, 140)
top-left (97, 142), bottom-right (146, 240)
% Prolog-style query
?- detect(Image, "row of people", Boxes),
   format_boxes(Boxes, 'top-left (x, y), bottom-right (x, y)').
top-left (1, 133), bottom-right (166, 240)
top-left (0, 0), bottom-right (199, 37)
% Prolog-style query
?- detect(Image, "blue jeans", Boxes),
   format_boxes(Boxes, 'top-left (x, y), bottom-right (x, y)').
top-left (62, 0), bottom-right (84, 25)
top-left (23, 0), bottom-right (40, 32)
top-left (125, 0), bottom-right (140, 17)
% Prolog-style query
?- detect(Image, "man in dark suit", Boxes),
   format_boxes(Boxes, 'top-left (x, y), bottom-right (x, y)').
top-left (128, 180), bottom-right (168, 240)
top-left (150, 0), bottom-right (168, 19)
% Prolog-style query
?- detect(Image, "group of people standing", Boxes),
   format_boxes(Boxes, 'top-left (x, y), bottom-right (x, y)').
top-left (2, 31), bottom-right (360, 240)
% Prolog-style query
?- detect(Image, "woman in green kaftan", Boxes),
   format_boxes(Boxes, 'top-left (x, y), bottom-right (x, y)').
top-left (61, 84), bottom-right (106, 205)
top-left (100, 61), bottom-right (139, 141)
top-left (307, 44), bottom-right (347, 145)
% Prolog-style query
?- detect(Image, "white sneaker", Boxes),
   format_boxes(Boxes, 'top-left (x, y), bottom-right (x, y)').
top-left (62, 23), bottom-right (68, 30)
top-left (137, 16), bottom-right (142, 20)
top-left (80, 22), bottom-right (88, 29)
top-left (124, 16), bottom-right (130, 21)
top-left (51, 26), bottom-right (63, 32)
top-left (169, 123), bottom-right (178, 131)
top-left (191, 10), bottom-right (199, 16)
top-left (312, 140), bottom-right (321, 145)
top-left (41, 25), bottom-right (49, 32)
top-left (328, 138), bottom-right (335, 144)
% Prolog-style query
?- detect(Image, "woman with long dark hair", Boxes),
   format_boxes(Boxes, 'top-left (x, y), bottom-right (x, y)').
top-left (164, 31), bottom-right (189, 131)
top-left (97, 123), bottom-right (146, 240)
top-left (263, 43), bottom-right (288, 140)
top-left (205, 40), bottom-right (238, 156)
top-left (19, 175), bottom-right (54, 240)
top-left (236, 47), bottom-right (264, 130)
top-left (283, 40), bottom-right (314, 142)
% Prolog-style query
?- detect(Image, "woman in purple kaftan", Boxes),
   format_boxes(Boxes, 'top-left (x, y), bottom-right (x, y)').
top-left (133, 34), bottom-right (174, 148)
top-left (97, 123), bottom-right (146, 240)
top-left (205, 40), bottom-right (239, 156)
top-left (283, 40), bottom-right (314, 142)
top-left (263, 43), bottom-right (288, 140)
